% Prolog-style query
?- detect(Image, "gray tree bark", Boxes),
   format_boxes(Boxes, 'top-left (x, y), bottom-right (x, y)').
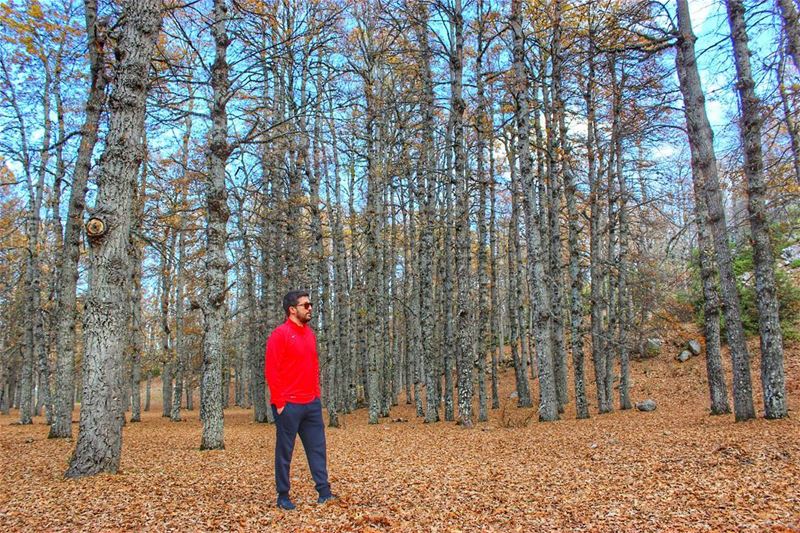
top-left (777, 56), bottom-right (800, 184)
top-left (559, 42), bottom-right (589, 420)
top-left (777, 0), bottom-right (800, 72)
top-left (475, 0), bottom-right (490, 424)
top-left (363, 51), bottom-right (383, 426)
top-left (512, 0), bottom-right (558, 422)
top-left (128, 141), bottom-right (147, 423)
top-left (548, 0), bottom-right (568, 412)
top-left (66, 0), bottom-right (161, 477)
top-left (675, 0), bottom-right (755, 421)
top-left (726, 0), bottom-right (788, 419)
top-left (489, 120), bottom-right (501, 411)
top-left (585, 33), bottom-right (608, 415)
top-left (200, 0), bottom-right (231, 449)
top-left (325, 94), bottom-right (348, 425)
top-left (49, 1), bottom-right (108, 437)
top-left (449, 0), bottom-right (473, 428)
top-left (504, 133), bottom-right (531, 408)
top-left (159, 231), bottom-right (175, 418)
top-left (171, 229), bottom-right (186, 421)
top-left (411, 0), bottom-right (439, 424)
top-left (695, 191), bottom-right (731, 415)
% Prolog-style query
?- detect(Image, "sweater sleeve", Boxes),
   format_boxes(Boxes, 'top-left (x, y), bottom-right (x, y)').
top-left (265, 329), bottom-right (286, 409)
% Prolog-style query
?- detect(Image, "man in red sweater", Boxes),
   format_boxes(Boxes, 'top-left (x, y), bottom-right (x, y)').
top-left (265, 290), bottom-right (334, 510)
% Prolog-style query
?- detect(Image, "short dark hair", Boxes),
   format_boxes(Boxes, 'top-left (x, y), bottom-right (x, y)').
top-left (283, 290), bottom-right (309, 316)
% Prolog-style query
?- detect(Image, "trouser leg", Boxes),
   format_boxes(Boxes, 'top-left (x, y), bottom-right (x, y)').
top-left (273, 404), bottom-right (300, 497)
top-left (297, 398), bottom-right (331, 497)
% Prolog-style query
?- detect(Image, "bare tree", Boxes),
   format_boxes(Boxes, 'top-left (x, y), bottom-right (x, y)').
top-left (675, 0), bottom-right (755, 422)
top-left (725, 0), bottom-right (787, 419)
top-left (66, 0), bottom-right (162, 477)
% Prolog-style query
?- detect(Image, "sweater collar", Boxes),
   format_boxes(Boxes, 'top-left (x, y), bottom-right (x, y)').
top-left (285, 317), bottom-right (307, 333)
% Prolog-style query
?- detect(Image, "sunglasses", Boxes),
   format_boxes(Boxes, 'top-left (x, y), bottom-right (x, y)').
top-left (293, 302), bottom-right (313, 310)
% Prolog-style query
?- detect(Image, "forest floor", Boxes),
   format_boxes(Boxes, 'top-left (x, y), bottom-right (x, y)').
top-left (2, 332), bottom-right (800, 532)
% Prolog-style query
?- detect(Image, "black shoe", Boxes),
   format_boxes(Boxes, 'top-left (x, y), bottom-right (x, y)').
top-left (277, 496), bottom-right (296, 510)
top-left (317, 494), bottom-right (338, 505)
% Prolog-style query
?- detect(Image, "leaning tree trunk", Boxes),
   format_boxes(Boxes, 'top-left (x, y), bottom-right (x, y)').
top-left (726, 0), bottom-right (787, 419)
top-left (675, 0), bottom-right (755, 421)
top-left (200, 0), bottom-right (231, 450)
top-left (65, 0), bottom-right (161, 477)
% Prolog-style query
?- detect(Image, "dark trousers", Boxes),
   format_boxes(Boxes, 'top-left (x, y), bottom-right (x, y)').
top-left (273, 398), bottom-right (331, 498)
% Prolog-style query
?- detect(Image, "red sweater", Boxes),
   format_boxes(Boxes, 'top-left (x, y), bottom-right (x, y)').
top-left (265, 318), bottom-right (321, 409)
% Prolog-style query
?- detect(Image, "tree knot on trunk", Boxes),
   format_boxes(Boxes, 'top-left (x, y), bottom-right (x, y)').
top-left (86, 217), bottom-right (107, 240)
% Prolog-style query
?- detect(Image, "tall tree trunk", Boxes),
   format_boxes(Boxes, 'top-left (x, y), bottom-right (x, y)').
top-left (778, 55), bottom-right (800, 184)
top-left (604, 79), bottom-right (619, 413)
top-left (128, 140), bottom-right (147, 423)
top-left (585, 32), bottom-right (607, 415)
top-left (2, 55), bottom-right (34, 424)
top-left (160, 231), bottom-right (175, 418)
top-left (504, 134), bottom-right (531, 408)
top-left (449, 0), bottom-right (473, 428)
top-left (34, 60), bottom-right (54, 423)
top-left (243, 222), bottom-right (268, 423)
top-left (411, 0), bottom-right (439, 424)
top-left (66, 0), bottom-right (161, 477)
top-left (364, 63), bottom-right (383, 425)
top-left (696, 193), bottom-right (731, 415)
top-left (777, 0), bottom-right (800, 72)
top-left (489, 116), bottom-right (501, 411)
top-left (171, 229), bottom-right (186, 421)
top-left (559, 52), bottom-right (589, 420)
top-left (675, 0), bottom-right (755, 421)
top-left (145, 371), bottom-right (151, 411)
top-left (610, 59), bottom-right (632, 411)
top-left (726, 0), bottom-right (787, 419)
top-left (19, 71), bottom-right (50, 424)
top-left (326, 95), bottom-right (348, 425)
top-left (46, 43), bottom-right (67, 420)
top-left (441, 114), bottom-right (455, 422)
top-left (512, 0), bottom-right (558, 421)
top-left (475, 0), bottom-right (490, 424)
top-left (201, 0), bottom-right (231, 450)
top-left (548, 2), bottom-right (568, 412)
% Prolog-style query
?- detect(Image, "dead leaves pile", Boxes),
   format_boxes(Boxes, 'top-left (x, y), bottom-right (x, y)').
top-left (1, 340), bottom-right (799, 532)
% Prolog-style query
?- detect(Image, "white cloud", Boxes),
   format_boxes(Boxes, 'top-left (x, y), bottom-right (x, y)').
top-left (653, 144), bottom-right (677, 159)
top-left (705, 99), bottom-right (725, 129)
